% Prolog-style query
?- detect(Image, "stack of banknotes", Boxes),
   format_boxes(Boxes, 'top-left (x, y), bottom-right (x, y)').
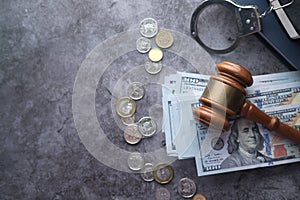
top-left (162, 70), bottom-right (300, 176)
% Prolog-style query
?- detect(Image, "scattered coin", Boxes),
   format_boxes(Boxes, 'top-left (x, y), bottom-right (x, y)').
top-left (124, 124), bottom-right (143, 145)
top-left (138, 116), bottom-right (157, 137)
top-left (177, 178), bottom-right (197, 199)
top-left (193, 194), bottom-right (206, 200)
top-left (155, 187), bottom-right (171, 200)
top-left (155, 29), bottom-right (174, 49)
top-left (136, 37), bottom-right (152, 53)
top-left (153, 163), bottom-right (174, 184)
top-left (139, 18), bottom-right (158, 38)
top-left (115, 97), bottom-right (136, 118)
top-left (127, 82), bottom-right (145, 100)
top-left (140, 163), bottom-right (154, 182)
top-left (121, 115), bottom-right (136, 125)
top-left (148, 48), bottom-right (163, 62)
top-left (127, 152), bottom-right (144, 171)
top-left (144, 61), bottom-right (163, 75)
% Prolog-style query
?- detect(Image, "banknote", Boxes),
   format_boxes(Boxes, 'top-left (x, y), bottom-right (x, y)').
top-left (251, 70), bottom-right (300, 87)
top-left (162, 71), bottom-right (300, 159)
top-left (195, 103), bottom-right (300, 176)
top-left (168, 71), bottom-right (300, 95)
top-left (247, 81), bottom-right (300, 108)
top-left (162, 72), bottom-right (209, 158)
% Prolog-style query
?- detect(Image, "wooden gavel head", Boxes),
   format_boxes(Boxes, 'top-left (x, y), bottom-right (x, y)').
top-left (194, 61), bottom-right (253, 131)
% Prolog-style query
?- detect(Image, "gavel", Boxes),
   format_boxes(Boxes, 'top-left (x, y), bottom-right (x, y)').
top-left (193, 61), bottom-right (300, 144)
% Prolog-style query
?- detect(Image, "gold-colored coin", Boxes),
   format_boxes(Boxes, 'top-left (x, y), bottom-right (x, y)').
top-left (115, 97), bottom-right (136, 118)
top-left (155, 30), bottom-right (174, 49)
top-left (148, 48), bottom-right (163, 62)
top-left (153, 163), bottom-right (174, 184)
top-left (193, 194), bottom-right (206, 200)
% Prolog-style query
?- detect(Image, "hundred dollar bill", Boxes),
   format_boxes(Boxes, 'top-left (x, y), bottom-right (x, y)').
top-left (247, 81), bottom-right (300, 109)
top-left (251, 70), bottom-right (300, 87)
top-left (170, 71), bottom-right (300, 95)
top-left (195, 103), bottom-right (300, 176)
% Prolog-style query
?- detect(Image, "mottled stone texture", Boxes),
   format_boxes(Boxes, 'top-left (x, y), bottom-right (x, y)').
top-left (0, 0), bottom-right (299, 200)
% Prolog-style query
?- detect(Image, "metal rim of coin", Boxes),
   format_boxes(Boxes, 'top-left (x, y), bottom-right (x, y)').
top-left (127, 152), bottom-right (145, 171)
top-left (124, 124), bottom-right (143, 145)
top-left (155, 29), bottom-right (174, 49)
top-left (193, 194), bottom-right (206, 200)
top-left (137, 116), bottom-right (157, 137)
top-left (144, 61), bottom-right (163, 75)
top-left (153, 163), bottom-right (174, 184)
top-left (136, 37), bottom-right (152, 53)
top-left (139, 17), bottom-right (159, 38)
top-left (140, 163), bottom-right (155, 182)
top-left (115, 97), bottom-right (136, 118)
top-left (155, 187), bottom-right (171, 200)
top-left (127, 82), bottom-right (145, 100)
top-left (177, 177), bottom-right (197, 199)
top-left (148, 48), bottom-right (163, 62)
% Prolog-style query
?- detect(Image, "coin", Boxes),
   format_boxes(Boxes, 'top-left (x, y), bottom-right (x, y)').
top-left (138, 116), bottom-right (157, 137)
top-left (115, 97), bottom-right (136, 118)
top-left (144, 61), bottom-right (163, 75)
top-left (153, 163), bottom-right (174, 184)
top-left (136, 37), bottom-right (151, 53)
top-left (193, 194), bottom-right (206, 200)
top-left (155, 187), bottom-right (171, 200)
top-left (155, 30), bottom-right (174, 49)
top-left (140, 163), bottom-right (154, 182)
top-left (127, 152), bottom-right (144, 171)
top-left (139, 18), bottom-right (158, 38)
top-left (148, 48), bottom-right (163, 62)
top-left (121, 115), bottom-right (136, 125)
top-left (124, 124), bottom-right (143, 145)
top-left (127, 82), bottom-right (145, 100)
top-left (177, 178), bottom-right (197, 198)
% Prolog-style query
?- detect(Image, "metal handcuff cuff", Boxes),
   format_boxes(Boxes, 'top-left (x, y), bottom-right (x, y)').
top-left (190, 0), bottom-right (293, 54)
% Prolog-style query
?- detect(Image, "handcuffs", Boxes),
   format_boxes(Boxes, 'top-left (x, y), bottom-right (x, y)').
top-left (190, 0), bottom-right (283, 54)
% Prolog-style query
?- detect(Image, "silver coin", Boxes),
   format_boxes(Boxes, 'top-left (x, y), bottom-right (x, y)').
top-left (139, 18), bottom-right (158, 38)
top-left (177, 178), bottom-right (197, 198)
top-left (155, 29), bottom-right (174, 49)
top-left (155, 187), bottom-right (171, 200)
top-left (144, 61), bottom-right (163, 75)
top-left (124, 124), bottom-right (143, 145)
top-left (127, 152), bottom-right (144, 171)
top-left (136, 37), bottom-right (151, 53)
top-left (140, 163), bottom-right (154, 182)
top-left (138, 116), bottom-right (157, 137)
top-left (127, 82), bottom-right (145, 100)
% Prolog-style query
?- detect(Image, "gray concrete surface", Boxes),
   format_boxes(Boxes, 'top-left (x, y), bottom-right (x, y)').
top-left (1, 0), bottom-right (299, 199)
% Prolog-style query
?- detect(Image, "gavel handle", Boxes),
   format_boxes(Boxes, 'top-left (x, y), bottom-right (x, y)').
top-left (240, 100), bottom-right (300, 144)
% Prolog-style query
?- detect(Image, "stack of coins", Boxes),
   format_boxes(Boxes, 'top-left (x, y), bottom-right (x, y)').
top-left (138, 18), bottom-right (174, 75)
top-left (115, 80), bottom-right (158, 145)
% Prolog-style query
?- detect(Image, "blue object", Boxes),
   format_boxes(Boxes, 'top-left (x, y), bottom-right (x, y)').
top-left (236, 0), bottom-right (300, 70)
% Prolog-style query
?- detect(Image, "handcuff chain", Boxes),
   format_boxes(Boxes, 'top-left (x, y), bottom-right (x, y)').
top-left (260, 0), bottom-right (294, 18)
